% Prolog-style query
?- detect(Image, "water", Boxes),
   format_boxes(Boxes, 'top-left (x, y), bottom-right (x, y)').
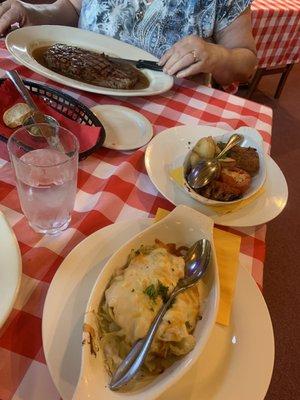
top-left (15, 148), bottom-right (77, 234)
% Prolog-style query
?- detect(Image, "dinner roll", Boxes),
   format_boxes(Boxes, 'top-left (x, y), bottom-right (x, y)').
top-left (3, 103), bottom-right (32, 128)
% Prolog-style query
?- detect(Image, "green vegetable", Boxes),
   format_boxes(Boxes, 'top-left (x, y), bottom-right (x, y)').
top-left (144, 284), bottom-right (157, 301)
top-left (157, 280), bottom-right (169, 303)
top-left (144, 281), bottom-right (169, 303)
top-left (185, 320), bottom-right (192, 330)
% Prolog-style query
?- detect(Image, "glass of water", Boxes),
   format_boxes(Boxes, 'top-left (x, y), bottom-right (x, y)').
top-left (8, 123), bottom-right (79, 235)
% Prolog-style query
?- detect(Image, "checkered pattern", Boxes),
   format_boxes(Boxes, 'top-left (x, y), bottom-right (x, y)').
top-left (251, 0), bottom-right (300, 68)
top-left (0, 39), bottom-right (273, 399)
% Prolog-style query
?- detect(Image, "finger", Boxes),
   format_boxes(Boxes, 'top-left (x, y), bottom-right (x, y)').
top-left (163, 46), bottom-right (195, 73)
top-left (158, 48), bottom-right (173, 66)
top-left (163, 51), bottom-right (183, 73)
top-left (163, 43), bottom-right (200, 73)
top-left (176, 61), bottom-right (205, 79)
top-left (166, 52), bottom-right (196, 76)
top-left (158, 35), bottom-right (196, 66)
top-left (0, 7), bottom-right (21, 34)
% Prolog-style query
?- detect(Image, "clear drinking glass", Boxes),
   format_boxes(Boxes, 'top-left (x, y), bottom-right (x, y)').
top-left (8, 123), bottom-right (79, 235)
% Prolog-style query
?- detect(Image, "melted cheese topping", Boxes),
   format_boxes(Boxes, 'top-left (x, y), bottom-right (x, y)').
top-left (105, 247), bottom-right (200, 358)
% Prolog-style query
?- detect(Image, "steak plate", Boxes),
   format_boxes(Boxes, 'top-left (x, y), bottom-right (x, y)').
top-left (42, 44), bottom-right (144, 90)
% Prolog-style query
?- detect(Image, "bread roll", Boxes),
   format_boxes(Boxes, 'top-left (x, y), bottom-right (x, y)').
top-left (3, 103), bottom-right (32, 128)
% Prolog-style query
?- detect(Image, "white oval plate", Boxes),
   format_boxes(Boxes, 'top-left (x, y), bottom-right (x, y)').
top-left (6, 26), bottom-right (174, 97)
top-left (91, 105), bottom-right (153, 150)
top-left (145, 125), bottom-right (288, 227)
top-left (42, 217), bottom-right (274, 400)
top-left (74, 205), bottom-right (219, 400)
top-left (0, 211), bottom-right (22, 329)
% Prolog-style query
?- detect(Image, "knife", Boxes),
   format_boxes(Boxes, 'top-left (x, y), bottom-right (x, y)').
top-left (108, 56), bottom-right (163, 72)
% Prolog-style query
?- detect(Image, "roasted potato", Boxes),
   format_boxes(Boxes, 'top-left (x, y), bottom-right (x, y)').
top-left (193, 136), bottom-right (216, 159)
top-left (219, 167), bottom-right (251, 194)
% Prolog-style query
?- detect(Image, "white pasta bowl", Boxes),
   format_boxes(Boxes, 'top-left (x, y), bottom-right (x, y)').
top-left (73, 205), bottom-right (219, 400)
top-left (183, 127), bottom-right (267, 206)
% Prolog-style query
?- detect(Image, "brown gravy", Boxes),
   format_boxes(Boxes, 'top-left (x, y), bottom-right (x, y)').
top-left (32, 45), bottom-right (150, 90)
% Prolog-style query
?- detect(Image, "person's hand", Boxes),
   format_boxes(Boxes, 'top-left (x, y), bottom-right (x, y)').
top-left (158, 35), bottom-right (226, 79)
top-left (0, 0), bottom-right (30, 35)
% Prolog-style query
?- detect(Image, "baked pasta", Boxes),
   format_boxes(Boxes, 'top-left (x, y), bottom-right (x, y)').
top-left (98, 240), bottom-right (202, 381)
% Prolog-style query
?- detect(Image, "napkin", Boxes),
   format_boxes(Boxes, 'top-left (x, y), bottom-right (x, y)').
top-left (0, 79), bottom-right (102, 154)
top-left (155, 208), bottom-right (241, 326)
top-left (169, 166), bottom-right (265, 215)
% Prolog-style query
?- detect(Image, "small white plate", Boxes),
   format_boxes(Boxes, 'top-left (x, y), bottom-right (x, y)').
top-left (91, 105), bottom-right (153, 150)
top-left (0, 211), bottom-right (22, 329)
top-left (6, 26), bottom-right (174, 97)
top-left (42, 218), bottom-right (274, 400)
top-left (145, 125), bottom-right (288, 227)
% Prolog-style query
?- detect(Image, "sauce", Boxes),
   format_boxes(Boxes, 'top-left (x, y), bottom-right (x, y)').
top-left (32, 45), bottom-right (150, 90)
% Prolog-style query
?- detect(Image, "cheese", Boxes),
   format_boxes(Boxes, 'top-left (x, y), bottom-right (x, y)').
top-left (104, 246), bottom-right (200, 359)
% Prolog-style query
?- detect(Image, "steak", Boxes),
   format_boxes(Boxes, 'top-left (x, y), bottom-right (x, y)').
top-left (228, 146), bottom-right (260, 176)
top-left (218, 143), bottom-right (260, 176)
top-left (43, 43), bottom-right (141, 90)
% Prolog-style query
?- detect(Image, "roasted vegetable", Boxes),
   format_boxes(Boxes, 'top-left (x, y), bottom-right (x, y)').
top-left (193, 136), bottom-right (216, 159)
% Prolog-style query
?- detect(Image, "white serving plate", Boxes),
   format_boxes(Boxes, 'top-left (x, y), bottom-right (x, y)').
top-left (145, 125), bottom-right (288, 227)
top-left (73, 205), bottom-right (219, 400)
top-left (6, 26), bottom-right (174, 97)
top-left (0, 210), bottom-right (22, 328)
top-left (42, 217), bottom-right (274, 400)
top-left (91, 105), bottom-right (153, 150)
top-left (183, 129), bottom-right (266, 205)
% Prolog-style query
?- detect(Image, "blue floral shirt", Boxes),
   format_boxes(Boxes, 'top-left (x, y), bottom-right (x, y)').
top-left (79, 0), bottom-right (252, 58)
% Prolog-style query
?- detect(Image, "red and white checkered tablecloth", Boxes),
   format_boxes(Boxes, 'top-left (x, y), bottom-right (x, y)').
top-left (251, 0), bottom-right (300, 68)
top-left (0, 40), bottom-right (273, 399)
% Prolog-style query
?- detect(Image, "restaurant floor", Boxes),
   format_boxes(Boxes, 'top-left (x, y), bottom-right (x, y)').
top-left (238, 64), bottom-right (300, 399)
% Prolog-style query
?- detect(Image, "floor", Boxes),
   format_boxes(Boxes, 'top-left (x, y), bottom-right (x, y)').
top-left (238, 64), bottom-right (300, 399)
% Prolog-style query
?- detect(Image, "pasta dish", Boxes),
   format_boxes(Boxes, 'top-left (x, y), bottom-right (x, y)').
top-left (98, 240), bottom-right (203, 383)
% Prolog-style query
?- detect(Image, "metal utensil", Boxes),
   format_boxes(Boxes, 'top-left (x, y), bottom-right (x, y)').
top-left (109, 239), bottom-right (211, 391)
top-left (108, 56), bottom-right (163, 71)
top-left (187, 133), bottom-right (243, 190)
top-left (5, 70), bottom-right (63, 151)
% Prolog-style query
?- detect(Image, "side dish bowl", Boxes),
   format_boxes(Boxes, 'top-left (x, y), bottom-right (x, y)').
top-left (73, 205), bottom-right (219, 400)
top-left (183, 128), bottom-right (267, 206)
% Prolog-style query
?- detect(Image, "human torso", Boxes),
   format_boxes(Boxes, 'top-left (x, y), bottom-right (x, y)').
top-left (78, 0), bottom-right (220, 58)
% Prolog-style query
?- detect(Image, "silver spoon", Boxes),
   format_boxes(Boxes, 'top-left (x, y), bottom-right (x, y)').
top-left (5, 70), bottom-right (63, 152)
top-left (187, 133), bottom-right (243, 190)
top-left (109, 238), bottom-right (211, 391)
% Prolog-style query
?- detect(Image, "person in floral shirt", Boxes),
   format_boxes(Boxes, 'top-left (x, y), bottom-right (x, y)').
top-left (0, 0), bottom-right (257, 86)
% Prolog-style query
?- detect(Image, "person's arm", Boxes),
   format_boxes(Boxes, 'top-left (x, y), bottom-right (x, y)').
top-left (212, 7), bottom-right (257, 85)
top-left (0, 0), bottom-right (81, 34)
top-left (158, 8), bottom-right (257, 86)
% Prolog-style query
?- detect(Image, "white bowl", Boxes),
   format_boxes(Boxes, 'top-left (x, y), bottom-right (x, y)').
top-left (183, 127), bottom-right (267, 206)
top-left (73, 205), bottom-right (219, 400)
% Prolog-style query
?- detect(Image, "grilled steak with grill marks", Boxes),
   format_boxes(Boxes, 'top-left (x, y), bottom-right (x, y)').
top-left (43, 44), bottom-right (141, 90)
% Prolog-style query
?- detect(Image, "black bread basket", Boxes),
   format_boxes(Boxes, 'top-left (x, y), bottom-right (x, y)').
top-left (0, 77), bottom-right (106, 160)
